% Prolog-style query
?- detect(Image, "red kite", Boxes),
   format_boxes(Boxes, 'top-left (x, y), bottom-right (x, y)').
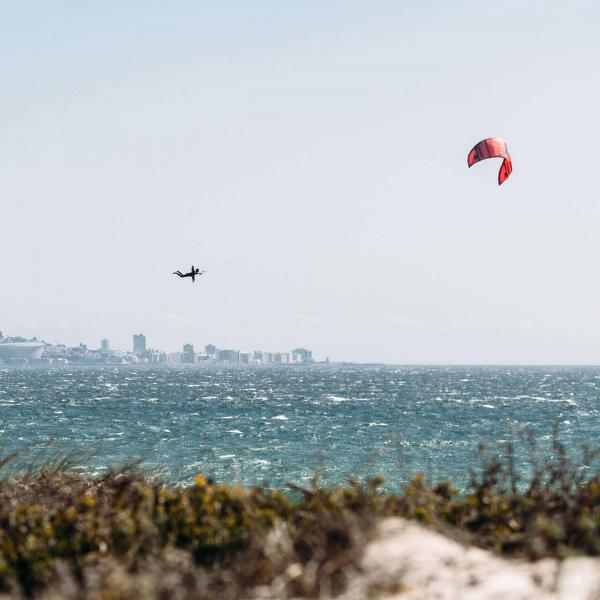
top-left (467, 138), bottom-right (512, 185)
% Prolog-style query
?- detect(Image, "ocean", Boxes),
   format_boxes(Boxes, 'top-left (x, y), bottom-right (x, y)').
top-left (0, 365), bottom-right (598, 490)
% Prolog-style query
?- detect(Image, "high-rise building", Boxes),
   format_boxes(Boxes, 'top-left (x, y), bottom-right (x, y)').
top-left (182, 343), bottom-right (195, 364)
top-left (205, 344), bottom-right (216, 355)
top-left (133, 334), bottom-right (146, 356)
top-left (101, 338), bottom-right (110, 352)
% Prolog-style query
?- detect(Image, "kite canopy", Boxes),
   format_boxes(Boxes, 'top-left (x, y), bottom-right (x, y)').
top-left (467, 138), bottom-right (512, 185)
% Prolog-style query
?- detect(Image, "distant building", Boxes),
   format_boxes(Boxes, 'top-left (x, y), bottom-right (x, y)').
top-left (273, 352), bottom-right (290, 364)
top-left (205, 344), bottom-right (217, 357)
top-left (239, 352), bottom-right (251, 365)
top-left (168, 352), bottom-right (182, 364)
top-left (218, 349), bottom-right (239, 363)
top-left (133, 334), bottom-right (146, 356)
top-left (292, 348), bottom-right (313, 363)
top-left (182, 343), bottom-right (195, 364)
top-left (101, 338), bottom-right (110, 352)
top-left (146, 349), bottom-right (167, 363)
top-left (0, 341), bottom-right (44, 362)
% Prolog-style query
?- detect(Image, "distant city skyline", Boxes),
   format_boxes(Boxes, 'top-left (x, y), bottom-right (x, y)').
top-left (1, 328), bottom-right (317, 358)
top-left (0, 328), bottom-right (317, 366)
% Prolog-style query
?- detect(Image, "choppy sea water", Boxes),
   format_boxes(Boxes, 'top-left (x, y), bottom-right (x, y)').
top-left (0, 365), bottom-right (599, 490)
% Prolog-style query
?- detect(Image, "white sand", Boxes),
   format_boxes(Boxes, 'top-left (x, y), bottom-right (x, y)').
top-left (339, 518), bottom-right (600, 600)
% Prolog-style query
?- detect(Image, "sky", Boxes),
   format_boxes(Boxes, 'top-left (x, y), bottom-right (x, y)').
top-left (1, 0), bottom-right (599, 363)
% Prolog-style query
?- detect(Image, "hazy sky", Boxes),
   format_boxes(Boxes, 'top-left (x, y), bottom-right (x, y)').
top-left (2, 1), bottom-right (599, 363)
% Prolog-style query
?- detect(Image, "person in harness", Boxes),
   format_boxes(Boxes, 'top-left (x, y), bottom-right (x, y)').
top-left (172, 266), bottom-right (204, 282)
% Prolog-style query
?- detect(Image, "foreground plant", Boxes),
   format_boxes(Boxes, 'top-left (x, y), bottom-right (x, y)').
top-left (0, 467), bottom-right (379, 599)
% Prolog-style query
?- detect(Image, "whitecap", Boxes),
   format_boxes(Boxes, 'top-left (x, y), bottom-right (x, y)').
top-left (272, 415), bottom-right (288, 420)
top-left (185, 461), bottom-right (204, 469)
top-left (326, 395), bottom-right (348, 402)
top-left (219, 454), bottom-right (235, 459)
top-left (227, 429), bottom-right (243, 435)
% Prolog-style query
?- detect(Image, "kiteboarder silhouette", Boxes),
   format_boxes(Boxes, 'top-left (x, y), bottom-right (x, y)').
top-left (172, 266), bottom-right (204, 282)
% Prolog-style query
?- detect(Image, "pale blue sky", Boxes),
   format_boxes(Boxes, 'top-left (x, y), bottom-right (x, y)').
top-left (1, 1), bottom-right (599, 362)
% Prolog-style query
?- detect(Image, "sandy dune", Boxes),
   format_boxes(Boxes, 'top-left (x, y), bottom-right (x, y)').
top-left (338, 518), bottom-right (600, 600)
